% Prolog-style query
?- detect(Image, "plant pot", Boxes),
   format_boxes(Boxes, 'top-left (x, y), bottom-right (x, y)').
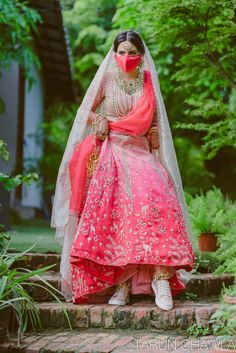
top-left (223, 294), bottom-right (236, 304)
top-left (198, 232), bottom-right (219, 252)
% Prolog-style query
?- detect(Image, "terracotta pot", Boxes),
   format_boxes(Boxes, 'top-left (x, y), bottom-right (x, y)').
top-left (223, 294), bottom-right (236, 304)
top-left (198, 232), bottom-right (219, 252)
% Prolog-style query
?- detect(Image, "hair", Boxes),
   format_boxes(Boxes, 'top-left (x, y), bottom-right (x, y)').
top-left (113, 30), bottom-right (145, 55)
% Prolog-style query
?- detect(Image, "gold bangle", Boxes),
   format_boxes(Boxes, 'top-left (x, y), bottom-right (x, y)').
top-left (92, 114), bottom-right (106, 133)
top-left (96, 113), bottom-right (107, 123)
top-left (148, 126), bottom-right (158, 135)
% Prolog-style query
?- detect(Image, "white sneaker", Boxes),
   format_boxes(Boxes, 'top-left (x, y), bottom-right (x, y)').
top-left (151, 279), bottom-right (173, 311)
top-left (108, 282), bottom-right (130, 305)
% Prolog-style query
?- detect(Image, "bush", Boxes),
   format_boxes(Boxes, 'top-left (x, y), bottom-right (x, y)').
top-left (188, 186), bottom-right (236, 239)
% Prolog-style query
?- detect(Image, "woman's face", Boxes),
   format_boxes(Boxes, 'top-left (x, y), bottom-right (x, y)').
top-left (116, 40), bottom-right (139, 56)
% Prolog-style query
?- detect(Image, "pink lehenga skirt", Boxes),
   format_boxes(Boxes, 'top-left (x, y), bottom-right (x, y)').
top-left (69, 130), bottom-right (195, 304)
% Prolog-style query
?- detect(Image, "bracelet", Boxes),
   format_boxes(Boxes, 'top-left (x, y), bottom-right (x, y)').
top-left (91, 113), bottom-right (106, 126)
top-left (148, 126), bottom-right (158, 135)
top-left (91, 113), bottom-right (105, 132)
top-left (152, 145), bottom-right (160, 150)
top-left (92, 113), bottom-right (107, 139)
top-left (95, 113), bottom-right (107, 124)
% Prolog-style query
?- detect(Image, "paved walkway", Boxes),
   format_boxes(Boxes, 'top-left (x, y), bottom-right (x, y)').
top-left (1, 328), bottom-right (236, 352)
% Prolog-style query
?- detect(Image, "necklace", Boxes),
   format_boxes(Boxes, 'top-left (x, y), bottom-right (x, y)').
top-left (114, 66), bottom-right (144, 95)
top-left (112, 68), bottom-right (144, 118)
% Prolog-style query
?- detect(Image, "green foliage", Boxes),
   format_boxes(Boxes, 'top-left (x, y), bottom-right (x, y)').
top-left (74, 25), bottom-right (107, 50)
top-left (5, 221), bottom-right (61, 253)
top-left (183, 291), bottom-right (198, 301)
top-left (0, 140), bottom-right (39, 191)
top-left (192, 250), bottom-right (222, 274)
top-left (204, 190), bottom-right (236, 336)
top-left (63, 0), bottom-right (117, 36)
top-left (0, 224), bottom-right (10, 253)
top-left (0, 0), bottom-right (43, 89)
top-left (188, 185), bottom-right (236, 238)
top-left (0, 140), bottom-right (10, 163)
top-left (188, 283), bottom-right (236, 338)
top-left (213, 223), bottom-right (236, 276)
top-left (223, 284), bottom-right (236, 298)
top-left (174, 136), bottom-right (215, 194)
top-left (186, 323), bottom-right (213, 338)
top-left (209, 284), bottom-right (236, 337)
top-left (39, 102), bottom-right (78, 194)
top-left (74, 51), bottom-right (105, 90)
top-left (188, 185), bottom-right (236, 274)
top-left (63, 0), bottom-right (117, 95)
top-left (174, 116), bottom-right (236, 160)
top-left (0, 238), bottom-right (72, 344)
top-left (0, 172), bottom-right (39, 191)
top-left (0, 96), bottom-right (5, 113)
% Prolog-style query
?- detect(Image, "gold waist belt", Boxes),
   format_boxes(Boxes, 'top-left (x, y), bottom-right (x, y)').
top-left (109, 130), bottom-right (147, 137)
top-left (109, 130), bottom-right (132, 136)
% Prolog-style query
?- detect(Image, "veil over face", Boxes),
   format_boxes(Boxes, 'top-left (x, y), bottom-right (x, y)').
top-left (50, 31), bottom-right (194, 302)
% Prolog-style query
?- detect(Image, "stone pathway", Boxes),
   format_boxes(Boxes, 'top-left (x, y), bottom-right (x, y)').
top-left (1, 328), bottom-right (236, 352)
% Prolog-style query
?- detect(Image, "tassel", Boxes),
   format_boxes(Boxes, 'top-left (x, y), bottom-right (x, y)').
top-left (86, 143), bottom-right (100, 177)
top-left (86, 114), bottom-right (106, 176)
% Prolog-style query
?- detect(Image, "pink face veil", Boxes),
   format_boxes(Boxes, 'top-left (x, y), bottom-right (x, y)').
top-left (114, 53), bottom-right (142, 72)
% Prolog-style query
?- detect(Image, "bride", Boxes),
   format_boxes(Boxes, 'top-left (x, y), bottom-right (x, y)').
top-left (50, 30), bottom-right (195, 311)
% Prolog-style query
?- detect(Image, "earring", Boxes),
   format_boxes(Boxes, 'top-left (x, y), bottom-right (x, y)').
top-left (139, 58), bottom-right (144, 69)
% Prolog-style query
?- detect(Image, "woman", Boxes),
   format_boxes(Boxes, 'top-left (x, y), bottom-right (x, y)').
top-left (50, 30), bottom-right (195, 311)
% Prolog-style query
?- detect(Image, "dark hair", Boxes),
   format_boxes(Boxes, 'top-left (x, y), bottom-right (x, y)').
top-left (113, 30), bottom-right (145, 55)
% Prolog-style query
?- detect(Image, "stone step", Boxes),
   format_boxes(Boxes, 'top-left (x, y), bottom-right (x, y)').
top-left (26, 271), bottom-right (234, 302)
top-left (10, 252), bottom-right (61, 272)
top-left (1, 327), bottom-right (236, 353)
top-left (30, 297), bottom-right (221, 330)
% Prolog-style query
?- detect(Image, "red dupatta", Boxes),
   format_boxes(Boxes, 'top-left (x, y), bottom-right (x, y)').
top-left (109, 70), bottom-right (155, 135)
top-left (68, 69), bottom-right (156, 217)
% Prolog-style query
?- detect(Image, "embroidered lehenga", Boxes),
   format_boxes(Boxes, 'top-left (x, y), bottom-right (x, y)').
top-left (68, 68), bottom-right (195, 304)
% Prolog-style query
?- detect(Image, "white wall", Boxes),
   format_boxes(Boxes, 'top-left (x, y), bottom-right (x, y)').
top-left (21, 64), bottom-right (44, 209)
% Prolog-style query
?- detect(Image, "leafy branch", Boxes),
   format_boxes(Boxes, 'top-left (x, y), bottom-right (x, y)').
top-left (0, 139), bottom-right (39, 191)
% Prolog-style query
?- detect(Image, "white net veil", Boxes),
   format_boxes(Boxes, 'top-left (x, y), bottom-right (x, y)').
top-left (50, 31), bottom-right (194, 302)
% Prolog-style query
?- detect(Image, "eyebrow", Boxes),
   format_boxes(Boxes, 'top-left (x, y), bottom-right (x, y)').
top-left (118, 49), bottom-right (138, 53)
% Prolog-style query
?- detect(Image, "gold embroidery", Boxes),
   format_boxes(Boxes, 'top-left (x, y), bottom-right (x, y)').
top-left (87, 145), bottom-right (100, 176)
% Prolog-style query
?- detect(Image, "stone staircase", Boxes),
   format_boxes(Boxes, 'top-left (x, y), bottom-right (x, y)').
top-left (1, 252), bottom-right (235, 353)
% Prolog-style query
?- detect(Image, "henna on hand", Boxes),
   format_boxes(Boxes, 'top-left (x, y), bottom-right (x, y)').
top-left (96, 117), bottom-right (109, 140)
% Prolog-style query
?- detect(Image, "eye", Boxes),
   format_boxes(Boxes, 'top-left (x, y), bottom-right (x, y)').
top-left (118, 50), bottom-right (126, 55)
top-left (129, 50), bottom-right (138, 56)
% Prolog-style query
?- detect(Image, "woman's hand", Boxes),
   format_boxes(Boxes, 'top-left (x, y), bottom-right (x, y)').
top-left (96, 117), bottom-right (109, 141)
top-left (149, 132), bottom-right (160, 150)
top-left (148, 131), bottom-right (160, 160)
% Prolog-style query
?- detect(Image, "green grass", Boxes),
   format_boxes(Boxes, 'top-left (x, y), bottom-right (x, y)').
top-left (6, 219), bottom-right (62, 253)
